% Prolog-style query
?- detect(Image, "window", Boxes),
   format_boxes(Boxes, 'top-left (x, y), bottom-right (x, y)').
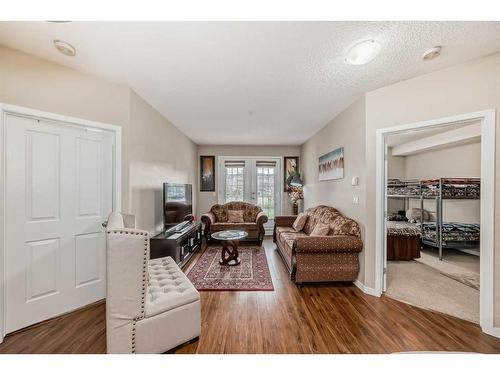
top-left (224, 161), bottom-right (245, 202)
top-left (256, 162), bottom-right (276, 219)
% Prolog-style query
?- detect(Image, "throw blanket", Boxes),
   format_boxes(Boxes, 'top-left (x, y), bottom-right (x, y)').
top-left (386, 221), bottom-right (421, 237)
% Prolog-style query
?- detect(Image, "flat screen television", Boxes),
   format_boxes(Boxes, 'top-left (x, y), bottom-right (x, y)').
top-left (163, 183), bottom-right (193, 230)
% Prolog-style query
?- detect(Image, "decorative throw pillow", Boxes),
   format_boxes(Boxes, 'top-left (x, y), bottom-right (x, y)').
top-left (211, 204), bottom-right (228, 222)
top-left (227, 210), bottom-right (244, 223)
top-left (406, 208), bottom-right (430, 223)
top-left (310, 223), bottom-right (330, 236)
top-left (292, 213), bottom-right (308, 232)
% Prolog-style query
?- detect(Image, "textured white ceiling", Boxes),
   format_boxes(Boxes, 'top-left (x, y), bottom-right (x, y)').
top-left (0, 21), bottom-right (499, 145)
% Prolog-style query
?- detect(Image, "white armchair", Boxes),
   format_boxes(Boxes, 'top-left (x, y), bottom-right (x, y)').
top-left (105, 212), bottom-right (201, 354)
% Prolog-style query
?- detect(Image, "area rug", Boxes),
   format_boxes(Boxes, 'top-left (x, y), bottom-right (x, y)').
top-left (441, 271), bottom-right (480, 290)
top-left (186, 245), bottom-right (274, 291)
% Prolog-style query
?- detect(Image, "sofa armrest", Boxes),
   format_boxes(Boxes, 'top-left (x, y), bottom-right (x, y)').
top-left (256, 211), bottom-right (268, 225)
top-left (200, 212), bottom-right (215, 225)
top-left (294, 235), bottom-right (363, 254)
top-left (200, 212), bottom-right (215, 236)
top-left (274, 215), bottom-right (297, 227)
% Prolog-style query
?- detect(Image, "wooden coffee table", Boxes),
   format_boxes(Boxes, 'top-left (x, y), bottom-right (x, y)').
top-left (211, 230), bottom-right (248, 266)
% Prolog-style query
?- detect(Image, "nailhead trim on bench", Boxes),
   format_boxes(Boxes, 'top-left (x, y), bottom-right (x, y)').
top-left (107, 229), bottom-right (149, 354)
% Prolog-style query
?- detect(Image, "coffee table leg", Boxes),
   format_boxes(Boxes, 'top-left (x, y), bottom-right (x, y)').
top-left (219, 240), bottom-right (241, 266)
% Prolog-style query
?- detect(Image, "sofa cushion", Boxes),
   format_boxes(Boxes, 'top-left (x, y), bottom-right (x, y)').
top-left (211, 204), bottom-right (229, 222)
top-left (292, 213), bottom-right (308, 232)
top-left (243, 204), bottom-right (261, 222)
top-left (310, 223), bottom-right (330, 236)
top-left (275, 226), bottom-right (296, 236)
top-left (146, 257), bottom-right (200, 318)
top-left (211, 202), bottom-right (263, 223)
top-left (211, 222), bottom-right (258, 232)
top-left (329, 215), bottom-right (361, 237)
top-left (228, 210), bottom-right (244, 223)
top-left (302, 205), bottom-right (341, 235)
top-left (279, 231), bottom-right (308, 248)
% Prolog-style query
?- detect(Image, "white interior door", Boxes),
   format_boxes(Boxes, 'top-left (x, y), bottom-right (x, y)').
top-left (219, 157), bottom-right (281, 231)
top-left (5, 114), bottom-right (113, 333)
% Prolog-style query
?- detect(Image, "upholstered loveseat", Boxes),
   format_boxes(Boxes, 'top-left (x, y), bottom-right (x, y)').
top-left (273, 205), bottom-right (363, 284)
top-left (201, 201), bottom-right (268, 244)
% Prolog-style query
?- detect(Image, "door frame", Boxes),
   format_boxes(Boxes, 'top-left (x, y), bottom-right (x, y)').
top-left (375, 109), bottom-right (497, 337)
top-left (0, 103), bottom-right (122, 343)
top-left (217, 156), bottom-right (283, 231)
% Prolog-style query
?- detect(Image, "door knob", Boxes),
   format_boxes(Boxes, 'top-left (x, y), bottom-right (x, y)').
top-left (102, 221), bottom-right (108, 228)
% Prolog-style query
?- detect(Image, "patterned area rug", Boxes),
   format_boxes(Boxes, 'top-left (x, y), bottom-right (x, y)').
top-left (187, 245), bottom-right (274, 291)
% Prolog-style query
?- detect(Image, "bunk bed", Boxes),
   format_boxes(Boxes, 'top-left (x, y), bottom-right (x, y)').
top-left (386, 179), bottom-right (422, 260)
top-left (387, 178), bottom-right (480, 261)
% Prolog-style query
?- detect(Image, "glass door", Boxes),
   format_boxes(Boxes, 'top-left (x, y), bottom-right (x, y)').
top-left (219, 157), bottom-right (281, 232)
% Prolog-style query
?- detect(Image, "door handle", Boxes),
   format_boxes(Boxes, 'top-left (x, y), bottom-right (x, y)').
top-left (102, 221), bottom-right (108, 228)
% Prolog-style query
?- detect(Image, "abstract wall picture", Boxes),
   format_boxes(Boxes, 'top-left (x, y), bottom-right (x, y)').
top-left (200, 155), bottom-right (215, 191)
top-left (318, 147), bottom-right (344, 181)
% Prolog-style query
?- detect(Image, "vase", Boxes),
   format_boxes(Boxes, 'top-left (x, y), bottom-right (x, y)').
top-left (292, 202), bottom-right (298, 215)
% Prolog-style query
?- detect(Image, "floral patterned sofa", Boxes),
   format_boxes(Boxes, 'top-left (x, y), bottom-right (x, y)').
top-left (273, 205), bottom-right (363, 283)
top-left (201, 202), bottom-right (268, 244)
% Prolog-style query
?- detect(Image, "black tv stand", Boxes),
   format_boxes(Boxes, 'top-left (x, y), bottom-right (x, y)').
top-left (150, 221), bottom-right (202, 268)
top-left (164, 221), bottom-right (192, 236)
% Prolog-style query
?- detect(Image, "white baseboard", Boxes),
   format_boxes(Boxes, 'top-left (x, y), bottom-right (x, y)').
top-left (354, 279), bottom-right (381, 297)
top-left (482, 324), bottom-right (500, 338)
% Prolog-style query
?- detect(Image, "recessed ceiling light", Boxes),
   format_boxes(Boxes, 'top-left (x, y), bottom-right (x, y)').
top-left (422, 46), bottom-right (442, 61)
top-left (53, 40), bottom-right (76, 57)
top-left (345, 39), bottom-right (381, 65)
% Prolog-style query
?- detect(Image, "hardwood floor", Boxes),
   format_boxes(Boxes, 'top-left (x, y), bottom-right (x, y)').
top-left (1, 238), bottom-right (500, 354)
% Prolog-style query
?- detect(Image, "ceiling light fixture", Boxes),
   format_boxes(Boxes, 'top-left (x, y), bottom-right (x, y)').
top-left (422, 46), bottom-right (442, 61)
top-left (345, 39), bottom-right (381, 65)
top-left (53, 39), bottom-right (76, 57)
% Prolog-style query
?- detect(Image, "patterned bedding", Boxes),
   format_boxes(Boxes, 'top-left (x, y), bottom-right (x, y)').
top-left (387, 179), bottom-right (421, 196)
top-left (387, 178), bottom-right (480, 199)
top-left (421, 222), bottom-right (480, 242)
top-left (386, 221), bottom-right (421, 237)
top-left (420, 178), bottom-right (480, 199)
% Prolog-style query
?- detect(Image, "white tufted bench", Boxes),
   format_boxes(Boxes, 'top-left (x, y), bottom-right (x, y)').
top-left (105, 212), bottom-right (201, 354)
top-left (146, 257), bottom-right (200, 317)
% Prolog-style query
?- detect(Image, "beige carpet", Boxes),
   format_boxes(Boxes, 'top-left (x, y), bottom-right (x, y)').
top-left (417, 247), bottom-right (479, 274)
top-left (417, 247), bottom-right (480, 290)
top-left (386, 260), bottom-right (479, 323)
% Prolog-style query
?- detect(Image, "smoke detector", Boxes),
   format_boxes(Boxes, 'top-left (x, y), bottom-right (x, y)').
top-left (53, 40), bottom-right (76, 57)
top-left (422, 46), bottom-right (441, 61)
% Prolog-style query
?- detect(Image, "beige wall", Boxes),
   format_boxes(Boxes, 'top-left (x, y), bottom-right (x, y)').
top-left (364, 52), bottom-right (500, 325)
top-left (387, 149), bottom-right (406, 213)
top-left (0, 46), bottom-right (197, 232)
top-left (300, 97), bottom-right (366, 281)
top-left (128, 92), bottom-right (197, 233)
top-left (405, 142), bottom-right (481, 223)
top-left (196, 145), bottom-right (301, 217)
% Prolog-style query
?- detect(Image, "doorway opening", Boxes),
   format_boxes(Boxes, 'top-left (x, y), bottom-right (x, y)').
top-left (385, 122), bottom-right (481, 322)
top-left (375, 110), bottom-right (496, 337)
